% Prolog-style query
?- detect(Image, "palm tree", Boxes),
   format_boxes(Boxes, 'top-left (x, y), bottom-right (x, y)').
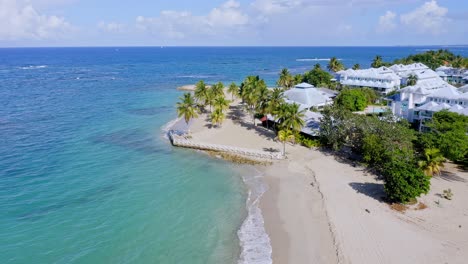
top-left (227, 82), bottom-right (239, 100)
top-left (211, 108), bottom-right (225, 128)
top-left (352, 64), bottom-right (360, 70)
top-left (277, 129), bottom-right (295, 156)
top-left (213, 96), bottom-right (230, 112)
top-left (240, 76), bottom-right (267, 125)
top-left (314, 63), bottom-right (321, 70)
top-left (177, 93), bottom-right (199, 127)
top-left (327, 57), bottom-right (344, 72)
top-left (194, 80), bottom-right (209, 110)
top-left (452, 56), bottom-right (464, 68)
top-left (293, 74), bottom-right (303, 85)
top-left (418, 148), bottom-right (445, 176)
top-left (205, 88), bottom-right (216, 112)
top-left (277, 103), bottom-right (306, 132)
top-left (211, 82), bottom-right (224, 98)
top-left (277, 68), bottom-right (293, 89)
top-left (371, 55), bottom-right (383, 68)
top-left (268, 88), bottom-right (285, 113)
top-left (407, 74), bottom-right (418, 86)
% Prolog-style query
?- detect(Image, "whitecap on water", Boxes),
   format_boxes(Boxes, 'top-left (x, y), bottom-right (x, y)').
top-left (19, 65), bottom-right (48, 70)
top-left (296, 58), bottom-right (343, 62)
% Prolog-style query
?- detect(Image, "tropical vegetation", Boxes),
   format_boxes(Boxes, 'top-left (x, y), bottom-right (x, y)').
top-left (418, 148), bottom-right (445, 177)
top-left (319, 105), bottom-right (430, 203)
top-left (418, 110), bottom-right (468, 163)
top-left (176, 93), bottom-right (199, 126)
top-left (327, 57), bottom-right (344, 72)
top-left (277, 68), bottom-right (294, 89)
top-left (407, 74), bottom-right (418, 86)
top-left (371, 50), bottom-right (467, 70)
top-left (277, 129), bottom-right (295, 156)
top-left (227, 82), bottom-right (239, 100)
top-left (335, 89), bottom-right (368, 112)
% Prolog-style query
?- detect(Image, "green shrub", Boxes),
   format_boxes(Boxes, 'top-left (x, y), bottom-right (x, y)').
top-left (296, 134), bottom-right (320, 148)
top-left (383, 161), bottom-right (430, 203)
top-left (335, 89), bottom-right (368, 112)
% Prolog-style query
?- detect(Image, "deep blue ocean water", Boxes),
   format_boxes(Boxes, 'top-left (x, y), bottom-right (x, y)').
top-left (1, 46), bottom-right (467, 264)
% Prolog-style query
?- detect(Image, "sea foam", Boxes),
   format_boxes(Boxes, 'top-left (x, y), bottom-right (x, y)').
top-left (238, 171), bottom-right (272, 264)
top-left (19, 65), bottom-right (47, 70)
top-left (296, 58), bottom-right (342, 62)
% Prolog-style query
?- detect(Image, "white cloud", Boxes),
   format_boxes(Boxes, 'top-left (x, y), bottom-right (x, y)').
top-left (0, 0), bottom-right (72, 40)
top-left (400, 0), bottom-right (449, 34)
top-left (251, 0), bottom-right (302, 15)
top-left (377, 11), bottom-right (396, 33)
top-left (136, 1), bottom-right (249, 40)
top-left (207, 0), bottom-right (249, 27)
top-left (251, 0), bottom-right (414, 15)
top-left (98, 22), bottom-right (125, 33)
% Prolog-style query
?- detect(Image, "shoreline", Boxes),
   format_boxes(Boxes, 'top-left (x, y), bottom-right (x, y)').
top-left (166, 96), bottom-right (339, 263)
top-left (167, 92), bottom-right (468, 263)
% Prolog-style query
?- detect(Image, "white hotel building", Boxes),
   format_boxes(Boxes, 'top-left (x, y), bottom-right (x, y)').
top-left (336, 63), bottom-right (452, 95)
top-left (390, 81), bottom-right (468, 131)
top-left (337, 67), bottom-right (401, 95)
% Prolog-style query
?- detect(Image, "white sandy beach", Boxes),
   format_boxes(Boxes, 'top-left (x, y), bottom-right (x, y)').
top-left (182, 98), bottom-right (468, 264)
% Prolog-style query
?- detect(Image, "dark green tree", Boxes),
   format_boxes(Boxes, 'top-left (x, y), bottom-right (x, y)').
top-left (383, 161), bottom-right (430, 203)
top-left (335, 89), bottom-right (368, 111)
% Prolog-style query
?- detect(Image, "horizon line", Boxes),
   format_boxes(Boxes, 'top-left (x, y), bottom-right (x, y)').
top-left (1, 44), bottom-right (468, 49)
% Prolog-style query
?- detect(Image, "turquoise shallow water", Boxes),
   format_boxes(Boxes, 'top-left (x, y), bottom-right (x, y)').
top-left (1, 46), bottom-right (467, 264)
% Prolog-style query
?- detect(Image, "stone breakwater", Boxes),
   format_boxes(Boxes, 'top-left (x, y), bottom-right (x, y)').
top-left (168, 131), bottom-right (284, 160)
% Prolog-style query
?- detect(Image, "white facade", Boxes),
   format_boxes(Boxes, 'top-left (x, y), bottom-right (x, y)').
top-left (391, 84), bottom-right (468, 127)
top-left (435, 66), bottom-right (468, 85)
top-left (337, 67), bottom-right (401, 94)
top-left (337, 63), bottom-right (451, 95)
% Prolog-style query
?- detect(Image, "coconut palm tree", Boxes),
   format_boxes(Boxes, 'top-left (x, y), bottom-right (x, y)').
top-left (194, 80), bottom-right (209, 110)
top-left (177, 93), bottom-right (199, 126)
top-left (213, 96), bottom-right (230, 112)
top-left (371, 55), bottom-right (383, 68)
top-left (327, 57), bottom-right (344, 72)
top-left (293, 74), bottom-right (303, 85)
top-left (211, 108), bottom-right (225, 128)
top-left (418, 148), bottom-right (445, 176)
top-left (277, 68), bottom-right (293, 89)
top-left (407, 74), bottom-right (418, 86)
top-left (277, 103), bottom-right (306, 132)
top-left (205, 88), bottom-right (216, 112)
top-left (240, 76), bottom-right (267, 125)
top-left (268, 88), bottom-right (285, 113)
top-left (352, 64), bottom-right (360, 70)
top-left (211, 82), bottom-right (224, 98)
top-left (277, 129), bottom-right (295, 156)
top-left (227, 82), bottom-right (239, 100)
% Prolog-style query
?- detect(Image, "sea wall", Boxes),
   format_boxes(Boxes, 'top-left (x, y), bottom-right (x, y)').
top-left (169, 132), bottom-right (284, 160)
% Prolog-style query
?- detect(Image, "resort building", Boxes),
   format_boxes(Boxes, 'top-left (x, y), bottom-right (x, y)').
top-left (336, 67), bottom-right (401, 95)
top-left (460, 84), bottom-right (468, 93)
top-left (337, 63), bottom-right (453, 95)
top-left (266, 83), bottom-right (335, 137)
top-left (284, 83), bottom-right (336, 111)
top-left (390, 84), bottom-right (468, 130)
top-left (435, 66), bottom-right (468, 85)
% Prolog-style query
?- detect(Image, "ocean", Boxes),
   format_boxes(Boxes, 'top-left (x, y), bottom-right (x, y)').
top-left (1, 46), bottom-right (467, 264)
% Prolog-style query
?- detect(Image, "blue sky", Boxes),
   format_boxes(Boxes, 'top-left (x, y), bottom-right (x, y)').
top-left (1, 0), bottom-right (467, 47)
